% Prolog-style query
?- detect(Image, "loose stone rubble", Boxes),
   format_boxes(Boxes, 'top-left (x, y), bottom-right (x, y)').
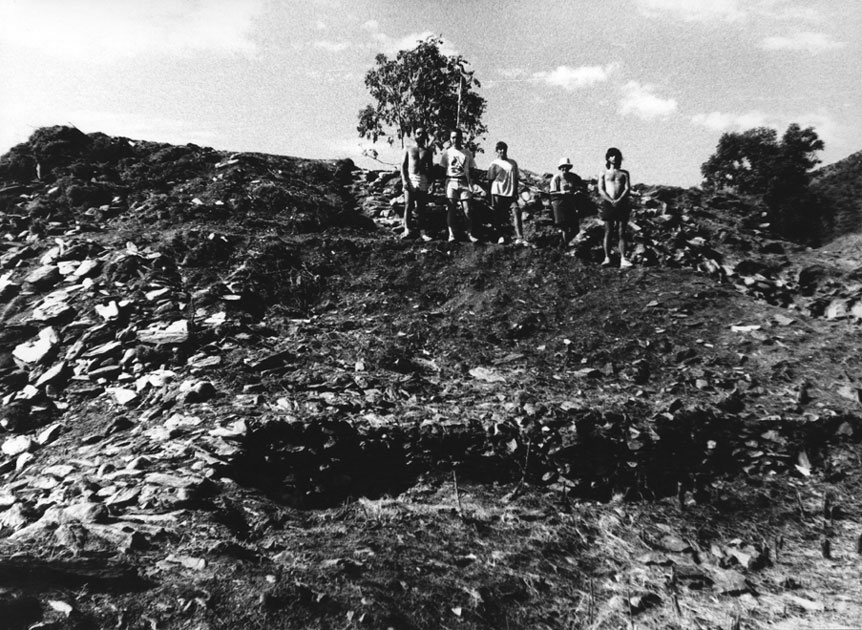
top-left (1, 127), bottom-right (861, 629)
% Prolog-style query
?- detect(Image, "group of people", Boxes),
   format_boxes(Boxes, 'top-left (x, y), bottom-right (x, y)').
top-left (400, 128), bottom-right (633, 269)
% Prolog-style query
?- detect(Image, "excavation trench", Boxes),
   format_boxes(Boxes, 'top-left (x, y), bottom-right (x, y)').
top-left (222, 409), bottom-right (862, 509)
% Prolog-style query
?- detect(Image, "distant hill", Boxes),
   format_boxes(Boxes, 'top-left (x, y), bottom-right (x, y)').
top-left (811, 149), bottom-right (862, 240)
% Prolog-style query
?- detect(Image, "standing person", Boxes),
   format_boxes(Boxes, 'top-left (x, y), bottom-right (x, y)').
top-left (549, 157), bottom-right (584, 248)
top-left (439, 129), bottom-right (477, 242)
top-left (400, 127), bottom-right (434, 241)
top-left (486, 141), bottom-right (521, 244)
top-left (598, 147), bottom-right (632, 268)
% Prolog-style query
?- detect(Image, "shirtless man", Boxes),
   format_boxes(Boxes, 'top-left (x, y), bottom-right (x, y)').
top-left (598, 147), bottom-right (632, 269)
top-left (400, 127), bottom-right (434, 240)
top-left (439, 129), bottom-right (476, 242)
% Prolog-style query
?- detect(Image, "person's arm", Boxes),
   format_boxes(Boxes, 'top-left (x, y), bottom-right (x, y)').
top-left (422, 149), bottom-right (434, 182)
top-left (598, 172), bottom-right (612, 204)
top-left (618, 169), bottom-right (631, 202)
top-left (487, 163), bottom-right (497, 186)
top-left (512, 161), bottom-right (519, 198)
top-left (465, 151), bottom-right (473, 188)
top-left (573, 173), bottom-right (585, 195)
top-left (401, 149), bottom-right (410, 189)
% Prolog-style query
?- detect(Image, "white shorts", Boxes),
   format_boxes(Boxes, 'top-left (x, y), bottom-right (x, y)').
top-left (408, 173), bottom-right (429, 192)
top-left (446, 178), bottom-right (472, 201)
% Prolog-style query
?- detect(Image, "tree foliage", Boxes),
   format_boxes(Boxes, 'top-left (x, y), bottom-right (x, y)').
top-left (701, 123), bottom-right (826, 243)
top-left (701, 124), bottom-right (824, 195)
top-left (357, 36), bottom-right (487, 153)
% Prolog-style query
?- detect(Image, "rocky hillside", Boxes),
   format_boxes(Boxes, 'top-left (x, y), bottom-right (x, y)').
top-left (812, 149), bottom-right (862, 238)
top-left (1, 126), bottom-right (862, 630)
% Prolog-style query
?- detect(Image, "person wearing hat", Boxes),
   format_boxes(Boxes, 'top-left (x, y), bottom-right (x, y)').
top-left (598, 147), bottom-right (632, 268)
top-left (486, 141), bottom-right (521, 244)
top-left (549, 157), bottom-right (584, 248)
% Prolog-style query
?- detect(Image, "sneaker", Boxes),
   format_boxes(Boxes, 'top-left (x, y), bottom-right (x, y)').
top-left (497, 236), bottom-right (506, 245)
top-left (601, 257), bottom-right (613, 267)
top-left (400, 230), bottom-right (416, 240)
top-left (467, 233), bottom-right (480, 243)
top-left (620, 258), bottom-right (633, 269)
top-left (420, 231), bottom-right (433, 242)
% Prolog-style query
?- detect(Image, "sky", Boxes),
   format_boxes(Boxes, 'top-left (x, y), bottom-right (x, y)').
top-left (1, 0), bottom-right (860, 187)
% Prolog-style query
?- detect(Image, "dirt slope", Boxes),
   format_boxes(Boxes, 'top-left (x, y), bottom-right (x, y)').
top-left (0, 127), bottom-right (861, 629)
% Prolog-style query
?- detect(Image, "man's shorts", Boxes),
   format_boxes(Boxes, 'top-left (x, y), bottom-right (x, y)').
top-left (552, 195), bottom-right (579, 229)
top-left (408, 173), bottom-right (429, 193)
top-left (492, 195), bottom-right (516, 221)
top-left (446, 177), bottom-right (473, 201)
top-left (600, 197), bottom-right (631, 222)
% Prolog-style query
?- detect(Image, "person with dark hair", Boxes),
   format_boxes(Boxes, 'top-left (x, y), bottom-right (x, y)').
top-left (598, 147), bottom-right (632, 268)
top-left (440, 129), bottom-right (477, 242)
top-left (400, 127), bottom-right (434, 241)
top-left (486, 141), bottom-right (522, 244)
top-left (549, 157), bottom-right (584, 248)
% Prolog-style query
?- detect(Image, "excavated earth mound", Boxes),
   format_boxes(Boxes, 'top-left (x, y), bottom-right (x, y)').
top-left (0, 126), bottom-right (861, 629)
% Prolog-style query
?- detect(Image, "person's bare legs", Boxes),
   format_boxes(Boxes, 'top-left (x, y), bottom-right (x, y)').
top-left (402, 188), bottom-right (417, 237)
top-left (491, 195), bottom-right (509, 243)
top-left (619, 218), bottom-right (631, 268)
top-left (602, 220), bottom-right (615, 265)
top-left (512, 204), bottom-right (524, 242)
top-left (462, 199), bottom-right (478, 242)
top-left (447, 198), bottom-right (460, 241)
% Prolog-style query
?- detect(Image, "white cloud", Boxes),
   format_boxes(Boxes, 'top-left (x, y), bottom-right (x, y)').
top-left (761, 32), bottom-right (846, 54)
top-left (755, 1), bottom-right (823, 22)
top-left (0, 0), bottom-right (263, 60)
top-left (691, 110), bottom-right (772, 131)
top-left (635, 0), bottom-right (747, 22)
top-left (532, 64), bottom-right (618, 91)
top-left (497, 68), bottom-right (529, 80)
top-left (691, 110), bottom-right (838, 144)
top-left (313, 40), bottom-right (351, 53)
top-left (618, 82), bottom-right (678, 120)
top-left (360, 21), bottom-right (456, 56)
top-left (304, 70), bottom-right (362, 83)
top-left (637, 0), bottom-right (825, 23)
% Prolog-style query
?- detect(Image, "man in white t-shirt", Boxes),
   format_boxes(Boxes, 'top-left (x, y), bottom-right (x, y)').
top-left (486, 140), bottom-right (521, 244)
top-left (439, 129), bottom-right (476, 242)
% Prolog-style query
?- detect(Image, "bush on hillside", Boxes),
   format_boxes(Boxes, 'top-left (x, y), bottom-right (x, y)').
top-left (701, 123), bottom-right (826, 244)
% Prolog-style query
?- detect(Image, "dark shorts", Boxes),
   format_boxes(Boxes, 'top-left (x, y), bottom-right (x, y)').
top-left (552, 195), bottom-right (579, 229)
top-left (600, 198), bottom-right (631, 222)
top-left (405, 187), bottom-right (427, 208)
top-left (492, 194), bottom-right (516, 215)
